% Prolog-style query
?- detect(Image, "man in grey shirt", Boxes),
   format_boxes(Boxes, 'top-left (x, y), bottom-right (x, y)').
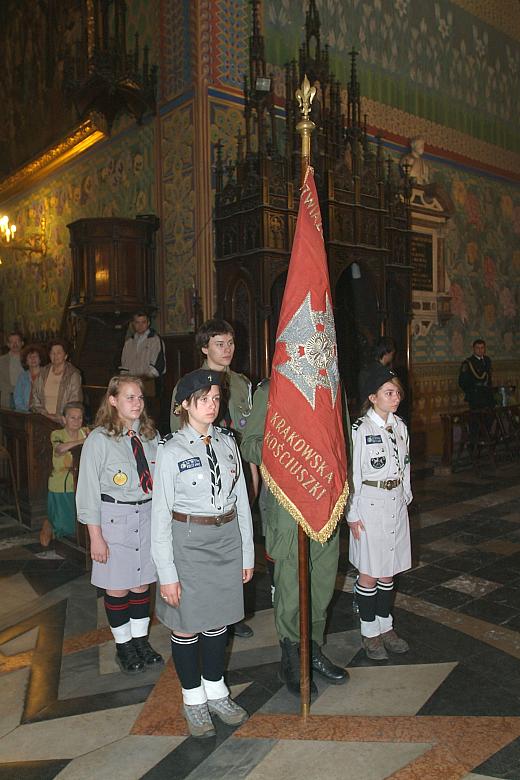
top-left (0, 332), bottom-right (24, 408)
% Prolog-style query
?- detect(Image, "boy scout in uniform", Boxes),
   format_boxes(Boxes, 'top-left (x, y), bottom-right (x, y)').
top-left (241, 379), bottom-right (348, 695)
top-left (170, 319), bottom-right (254, 638)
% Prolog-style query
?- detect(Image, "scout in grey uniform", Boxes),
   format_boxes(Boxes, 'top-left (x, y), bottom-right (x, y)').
top-left (169, 318), bottom-right (255, 640)
top-left (347, 363), bottom-right (412, 661)
top-left (152, 369), bottom-right (254, 738)
top-left (76, 375), bottom-right (163, 674)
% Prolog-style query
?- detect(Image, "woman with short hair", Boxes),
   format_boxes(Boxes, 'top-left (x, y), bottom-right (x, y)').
top-left (31, 338), bottom-right (82, 423)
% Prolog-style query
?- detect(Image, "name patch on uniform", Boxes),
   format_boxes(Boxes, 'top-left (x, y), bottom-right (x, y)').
top-left (178, 457), bottom-right (202, 472)
top-left (365, 434), bottom-right (383, 444)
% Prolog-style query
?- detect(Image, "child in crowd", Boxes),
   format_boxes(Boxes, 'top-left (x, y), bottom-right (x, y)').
top-left (347, 363), bottom-right (412, 661)
top-left (152, 369), bottom-right (254, 737)
top-left (39, 402), bottom-right (89, 552)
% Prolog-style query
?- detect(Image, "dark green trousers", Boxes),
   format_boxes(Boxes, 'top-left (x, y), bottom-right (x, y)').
top-left (266, 496), bottom-right (340, 645)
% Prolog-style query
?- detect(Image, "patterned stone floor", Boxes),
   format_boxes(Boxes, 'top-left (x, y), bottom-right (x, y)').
top-left (0, 462), bottom-right (520, 779)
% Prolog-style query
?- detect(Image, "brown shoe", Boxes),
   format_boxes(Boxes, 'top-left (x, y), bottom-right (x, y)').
top-left (381, 629), bottom-right (409, 653)
top-left (39, 519), bottom-right (53, 548)
top-left (362, 634), bottom-right (388, 661)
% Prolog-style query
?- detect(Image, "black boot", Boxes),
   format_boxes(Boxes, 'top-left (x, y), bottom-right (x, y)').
top-left (311, 641), bottom-right (349, 684)
top-left (115, 640), bottom-right (145, 674)
top-left (279, 638), bottom-right (318, 696)
top-left (132, 636), bottom-right (164, 666)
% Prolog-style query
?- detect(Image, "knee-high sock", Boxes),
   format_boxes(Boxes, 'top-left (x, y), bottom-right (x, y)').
top-left (376, 579), bottom-right (394, 617)
top-left (170, 633), bottom-right (201, 690)
top-left (199, 626), bottom-right (227, 682)
top-left (105, 593), bottom-right (131, 643)
top-left (355, 580), bottom-right (378, 638)
top-left (355, 580), bottom-right (377, 622)
top-left (128, 588), bottom-right (151, 638)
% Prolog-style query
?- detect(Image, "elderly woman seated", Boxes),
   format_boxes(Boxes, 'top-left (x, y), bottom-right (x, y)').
top-left (13, 343), bottom-right (47, 411)
top-left (31, 338), bottom-right (83, 424)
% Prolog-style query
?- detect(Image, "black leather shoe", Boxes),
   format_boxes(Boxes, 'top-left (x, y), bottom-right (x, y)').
top-left (132, 636), bottom-right (164, 666)
top-left (115, 640), bottom-right (145, 674)
top-left (311, 641), bottom-right (349, 684)
top-left (279, 638), bottom-right (318, 697)
top-left (232, 620), bottom-right (254, 638)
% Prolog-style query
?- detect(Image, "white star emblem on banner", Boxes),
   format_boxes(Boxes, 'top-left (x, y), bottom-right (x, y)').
top-left (275, 291), bottom-right (341, 410)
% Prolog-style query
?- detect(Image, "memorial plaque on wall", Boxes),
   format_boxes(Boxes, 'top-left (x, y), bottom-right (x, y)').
top-left (411, 233), bottom-right (434, 291)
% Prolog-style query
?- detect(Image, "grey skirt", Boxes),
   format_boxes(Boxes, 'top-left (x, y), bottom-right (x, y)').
top-left (91, 501), bottom-right (157, 590)
top-left (155, 516), bottom-right (244, 634)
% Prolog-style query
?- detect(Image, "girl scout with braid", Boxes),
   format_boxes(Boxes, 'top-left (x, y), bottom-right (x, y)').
top-left (76, 375), bottom-right (163, 674)
top-left (151, 369), bottom-right (254, 738)
top-left (347, 363), bottom-right (412, 661)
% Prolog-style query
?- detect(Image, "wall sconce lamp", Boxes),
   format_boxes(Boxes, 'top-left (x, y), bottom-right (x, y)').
top-left (0, 214), bottom-right (48, 263)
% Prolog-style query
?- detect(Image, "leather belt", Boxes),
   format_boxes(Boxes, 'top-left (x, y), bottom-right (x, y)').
top-left (362, 479), bottom-right (401, 490)
top-left (172, 509), bottom-right (236, 526)
top-left (101, 493), bottom-right (152, 506)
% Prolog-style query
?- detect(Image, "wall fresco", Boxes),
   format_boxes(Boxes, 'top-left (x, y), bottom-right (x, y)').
top-left (412, 162), bottom-right (520, 363)
top-left (0, 122), bottom-right (155, 336)
top-left (264, 0), bottom-right (520, 153)
top-left (161, 102), bottom-right (196, 333)
top-left (160, 0), bottom-right (193, 102)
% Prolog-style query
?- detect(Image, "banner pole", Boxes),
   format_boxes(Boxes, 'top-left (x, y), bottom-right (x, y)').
top-left (295, 74), bottom-right (316, 719)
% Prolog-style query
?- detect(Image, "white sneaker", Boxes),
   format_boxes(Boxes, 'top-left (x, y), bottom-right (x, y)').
top-left (182, 703), bottom-right (216, 738)
top-left (207, 696), bottom-right (248, 725)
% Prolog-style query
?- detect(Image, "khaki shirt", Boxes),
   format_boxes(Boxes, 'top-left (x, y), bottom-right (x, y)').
top-left (76, 424), bottom-right (159, 526)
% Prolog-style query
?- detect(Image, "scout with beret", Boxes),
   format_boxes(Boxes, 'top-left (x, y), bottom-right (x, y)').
top-left (347, 364), bottom-right (412, 660)
top-left (151, 369), bottom-right (254, 737)
top-left (76, 375), bottom-right (163, 674)
top-left (169, 319), bottom-right (256, 639)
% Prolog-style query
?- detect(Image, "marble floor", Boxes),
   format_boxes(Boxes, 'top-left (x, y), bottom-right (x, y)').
top-left (1, 462), bottom-right (520, 779)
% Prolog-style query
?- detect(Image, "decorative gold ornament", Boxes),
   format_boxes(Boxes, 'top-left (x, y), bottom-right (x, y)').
top-left (295, 75), bottom-right (316, 163)
top-left (113, 471), bottom-right (128, 486)
top-left (0, 119), bottom-right (106, 201)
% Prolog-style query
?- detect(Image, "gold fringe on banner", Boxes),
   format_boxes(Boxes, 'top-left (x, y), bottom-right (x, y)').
top-left (260, 464), bottom-right (349, 543)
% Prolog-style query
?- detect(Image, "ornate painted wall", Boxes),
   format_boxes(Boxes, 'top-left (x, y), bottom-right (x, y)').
top-left (0, 121), bottom-right (155, 336)
top-left (265, 0), bottom-right (520, 154)
top-left (261, 0), bottom-right (520, 371)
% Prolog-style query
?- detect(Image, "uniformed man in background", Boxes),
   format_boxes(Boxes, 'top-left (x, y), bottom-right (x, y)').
top-left (458, 338), bottom-right (495, 410)
top-left (240, 379), bottom-right (348, 695)
top-left (170, 318), bottom-right (255, 638)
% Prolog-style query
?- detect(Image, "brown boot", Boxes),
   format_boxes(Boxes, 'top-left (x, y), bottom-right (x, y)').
top-left (362, 635), bottom-right (388, 661)
top-left (381, 629), bottom-right (409, 653)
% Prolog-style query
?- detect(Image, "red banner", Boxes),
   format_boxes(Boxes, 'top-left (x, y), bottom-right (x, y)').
top-left (261, 168), bottom-right (348, 541)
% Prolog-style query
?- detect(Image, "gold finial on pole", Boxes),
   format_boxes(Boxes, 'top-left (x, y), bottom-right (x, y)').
top-left (295, 74), bottom-right (316, 166)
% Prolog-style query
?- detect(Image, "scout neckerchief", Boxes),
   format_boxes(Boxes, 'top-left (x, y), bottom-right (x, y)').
top-left (201, 434), bottom-right (222, 507)
top-left (128, 430), bottom-right (153, 493)
top-left (385, 423), bottom-right (401, 477)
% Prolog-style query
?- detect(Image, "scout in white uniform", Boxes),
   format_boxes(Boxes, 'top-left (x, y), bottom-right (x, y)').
top-left (76, 375), bottom-right (163, 674)
top-left (347, 363), bottom-right (412, 661)
top-left (152, 369), bottom-right (254, 738)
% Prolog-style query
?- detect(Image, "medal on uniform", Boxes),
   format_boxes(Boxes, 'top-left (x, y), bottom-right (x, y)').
top-left (239, 417), bottom-right (247, 428)
top-left (113, 470), bottom-right (128, 486)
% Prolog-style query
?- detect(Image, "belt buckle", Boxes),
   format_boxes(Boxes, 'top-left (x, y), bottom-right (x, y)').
top-left (384, 480), bottom-right (393, 490)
